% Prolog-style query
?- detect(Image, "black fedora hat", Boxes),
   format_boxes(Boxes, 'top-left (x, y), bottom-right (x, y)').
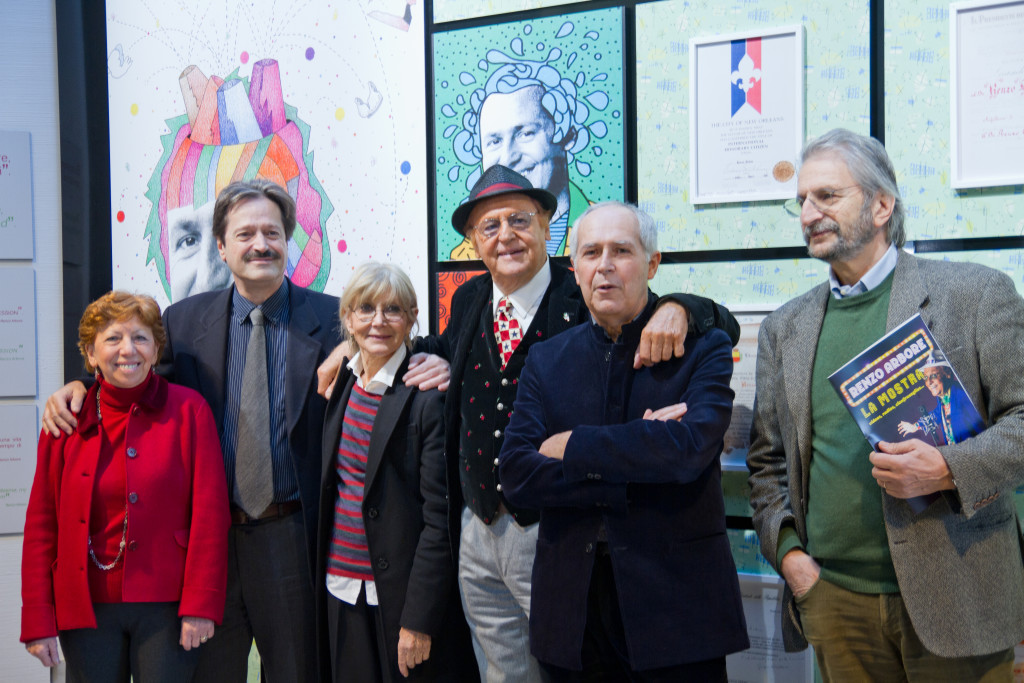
top-left (450, 165), bottom-right (558, 236)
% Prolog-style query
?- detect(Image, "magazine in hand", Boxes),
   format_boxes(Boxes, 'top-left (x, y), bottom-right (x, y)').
top-left (828, 314), bottom-right (984, 512)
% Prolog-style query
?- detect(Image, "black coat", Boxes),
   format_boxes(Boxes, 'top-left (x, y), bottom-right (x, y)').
top-left (315, 353), bottom-right (476, 682)
top-left (159, 282), bottom-right (340, 581)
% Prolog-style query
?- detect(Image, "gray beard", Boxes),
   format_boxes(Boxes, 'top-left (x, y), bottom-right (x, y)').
top-left (804, 201), bottom-right (877, 263)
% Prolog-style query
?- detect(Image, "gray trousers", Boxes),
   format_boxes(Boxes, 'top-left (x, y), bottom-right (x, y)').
top-left (458, 506), bottom-right (542, 683)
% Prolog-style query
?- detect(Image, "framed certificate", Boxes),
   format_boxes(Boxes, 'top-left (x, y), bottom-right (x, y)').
top-left (950, 0), bottom-right (1024, 189)
top-left (689, 25), bottom-right (804, 205)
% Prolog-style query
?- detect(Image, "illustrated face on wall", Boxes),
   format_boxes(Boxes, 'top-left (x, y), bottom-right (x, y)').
top-left (166, 201), bottom-right (232, 301)
top-left (479, 85), bottom-right (568, 202)
top-left (145, 60), bottom-right (334, 301)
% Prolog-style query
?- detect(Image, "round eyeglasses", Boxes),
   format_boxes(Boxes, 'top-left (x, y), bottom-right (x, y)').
top-left (352, 303), bottom-right (406, 323)
top-left (783, 186), bottom-right (860, 217)
top-left (472, 212), bottom-right (537, 239)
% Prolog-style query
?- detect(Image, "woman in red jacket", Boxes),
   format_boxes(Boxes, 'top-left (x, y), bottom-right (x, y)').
top-left (21, 291), bottom-right (230, 682)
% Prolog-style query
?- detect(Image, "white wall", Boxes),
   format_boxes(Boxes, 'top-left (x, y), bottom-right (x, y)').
top-left (0, 1), bottom-right (64, 680)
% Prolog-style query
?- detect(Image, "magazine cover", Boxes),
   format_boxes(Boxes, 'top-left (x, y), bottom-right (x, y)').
top-left (829, 314), bottom-right (984, 450)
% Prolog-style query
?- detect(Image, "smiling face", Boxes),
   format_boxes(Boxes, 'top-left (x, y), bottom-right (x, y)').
top-left (479, 86), bottom-right (567, 197)
top-left (167, 201), bottom-right (233, 301)
top-left (344, 300), bottom-right (416, 367)
top-left (467, 193), bottom-right (551, 294)
top-left (922, 367), bottom-right (952, 398)
top-left (85, 317), bottom-right (159, 389)
top-left (216, 195), bottom-right (287, 303)
top-left (572, 205), bottom-right (660, 339)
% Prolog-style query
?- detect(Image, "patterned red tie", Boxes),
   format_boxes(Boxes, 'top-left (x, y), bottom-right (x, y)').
top-left (493, 297), bottom-right (523, 370)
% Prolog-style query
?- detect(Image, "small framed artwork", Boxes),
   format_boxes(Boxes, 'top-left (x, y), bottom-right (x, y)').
top-left (689, 25), bottom-right (804, 204)
top-left (950, 0), bottom-right (1024, 189)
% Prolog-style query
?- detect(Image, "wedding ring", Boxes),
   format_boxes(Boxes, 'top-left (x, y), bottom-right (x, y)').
top-left (200, 636), bottom-right (209, 643)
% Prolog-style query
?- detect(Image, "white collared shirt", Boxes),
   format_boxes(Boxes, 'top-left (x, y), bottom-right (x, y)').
top-left (491, 259), bottom-right (552, 333)
top-left (325, 344), bottom-right (407, 606)
top-left (829, 244), bottom-right (899, 299)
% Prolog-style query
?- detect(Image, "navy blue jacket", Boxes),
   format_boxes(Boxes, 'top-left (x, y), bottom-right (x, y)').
top-left (499, 294), bottom-right (749, 671)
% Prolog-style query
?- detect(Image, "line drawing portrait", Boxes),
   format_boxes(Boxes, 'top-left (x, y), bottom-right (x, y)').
top-left (434, 8), bottom-right (625, 261)
top-left (145, 60), bottom-right (334, 302)
top-left (106, 0), bottom-right (430, 313)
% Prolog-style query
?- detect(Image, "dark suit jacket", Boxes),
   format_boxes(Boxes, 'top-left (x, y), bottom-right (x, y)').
top-left (748, 251), bottom-right (1024, 657)
top-left (499, 295), bottom-right (749, 670)
top-left (417, 261), bottom-right (740, 556)
top-left (159, 281), bottom-right (340, 579)
top-left (315, 354), bottom-right (476, 682)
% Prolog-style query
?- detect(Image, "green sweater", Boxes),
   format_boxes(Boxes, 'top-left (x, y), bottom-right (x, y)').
top-left (793, 273), bottom-right (900, 594)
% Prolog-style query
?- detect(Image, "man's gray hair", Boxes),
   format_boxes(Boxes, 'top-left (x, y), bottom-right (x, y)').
top-left (570, 201), bottom-right (658, 260)
top-left (801, 128), bottom-right (906, 248)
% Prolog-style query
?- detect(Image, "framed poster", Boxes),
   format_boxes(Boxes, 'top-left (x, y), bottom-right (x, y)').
top-left (0, 404), bottom-right (37, 533)
top-left (0, 267), bottom-right (37, 396)
top-left (105, 0), bottom-right (429, 311)
top-left (0, 131), bottom-right (33, 260)
top-left (689, 25), bottom-right (804, 205)
top-left (722, 306), bottom-right (777, 471)
top-left (726, 573), bottom-right (815, 682)
top-left (433, 7), bottom-right (626, 261)
top-left (950, 0), bottom-right (1024, 189)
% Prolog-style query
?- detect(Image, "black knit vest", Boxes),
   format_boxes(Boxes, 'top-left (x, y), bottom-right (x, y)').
top-left (458, 293), bottom-right (553, 527)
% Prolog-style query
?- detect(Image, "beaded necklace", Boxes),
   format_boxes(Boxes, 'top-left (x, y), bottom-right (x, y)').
top-left (87, 385), bottom-right (130, 572)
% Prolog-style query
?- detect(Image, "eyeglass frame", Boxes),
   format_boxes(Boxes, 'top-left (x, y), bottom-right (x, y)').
top-left (783, 185), bottom-right (861, 218)
top-left (470, 211), bottom-right (539, 240)
top-left (349, 302), bottom-right (408, 323)
top-left (920, 369), bottom-right (949, 385)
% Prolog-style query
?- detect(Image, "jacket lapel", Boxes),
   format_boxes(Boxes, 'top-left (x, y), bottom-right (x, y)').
top-left (545, 262), bottom-right (583, 334)
top-left (886, 251), bottom-right (930, 331)
top-left (192, 288), bottom-right (233, 426)
top-left (784, 283), bottom-right (830, 491)
top-left (285, 284), bottom-right (325, 438)
top-left (364, 357), bottom-right (415, 492)
top-left (453, 274), bottom-right (494, 377)
top-left (322, 369), bottom-right (356, 484)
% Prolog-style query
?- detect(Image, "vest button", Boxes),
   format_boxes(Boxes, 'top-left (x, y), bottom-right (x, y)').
top-left (367, 507), bottom-right (379, 519)
top-left (496, 402), bottom-right (504, 411)
top-left (128, 492), bottom-right (138, 503)
top-left (128, 541), bottom-right (138, 551)
top-left (495, 484), bottom-right (503, 492)
top-left (377, 557), bottom-right (389, 570)
top-left (501, 378), bottom-right (509, 386)
top-left (493, 429), bottom-right (502, 438)
top-left (493, 458), bottom-right (500, 466)
top-left (127, 447), bottom-right (137, 458)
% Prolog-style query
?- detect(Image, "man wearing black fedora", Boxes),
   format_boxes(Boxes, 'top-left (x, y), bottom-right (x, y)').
top-left (414, 165), bottom-right (740, 681)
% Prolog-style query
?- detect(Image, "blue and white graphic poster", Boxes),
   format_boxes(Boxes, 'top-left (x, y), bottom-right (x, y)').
top-left (690, 26), bottom-right (803, 204)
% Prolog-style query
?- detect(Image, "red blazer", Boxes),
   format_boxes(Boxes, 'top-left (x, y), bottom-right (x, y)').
top-left (21, 374), bottom-right (230, 643)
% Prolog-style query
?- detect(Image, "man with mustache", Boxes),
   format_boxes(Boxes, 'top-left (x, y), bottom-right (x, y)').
top-left (43, 180), bottom-right (338, 682)
top-left (747, 129), bottom-right (1024, 681)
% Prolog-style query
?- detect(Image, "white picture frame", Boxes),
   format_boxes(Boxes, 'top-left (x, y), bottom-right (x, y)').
top-left (950, 0), bottom-right (1024, 189)
top-left (689, 25), bottom-right (804, 205)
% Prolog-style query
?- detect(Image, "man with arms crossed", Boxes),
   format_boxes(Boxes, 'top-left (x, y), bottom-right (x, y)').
top-left (498, 201), bottom-right (749, 680)
top-left (747, 128), bottom-right (1024, 681)
top-left (44, 180), bottom-right (338, 682)
top-left (415, 166), bottom-right (739, 681)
